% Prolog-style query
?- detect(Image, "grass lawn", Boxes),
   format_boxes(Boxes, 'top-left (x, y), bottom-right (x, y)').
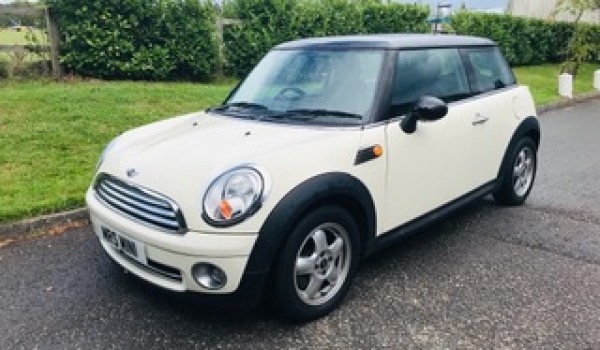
top-left (514, 63), bottom-right (600, 106)
top-left (0, 28), bottom-right (48, 64)
top-left (0, 62), bottom-right (599, 223)
top-left (0, 80), bottom-right (234, 222)
top-left (0, 28), bottom-right (47, 45)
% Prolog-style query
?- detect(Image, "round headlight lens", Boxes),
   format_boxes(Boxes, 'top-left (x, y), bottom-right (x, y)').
top-left (202, 167), bottom-right (267, 226)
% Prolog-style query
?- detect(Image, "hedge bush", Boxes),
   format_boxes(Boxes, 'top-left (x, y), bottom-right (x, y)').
top-left (48, 0), bottom-right (599, 80)
top-left (452, 12), bottom-right (600, 66)
top-left (49, 0), bottom-right (218, 80)
top-left (223, 0), bottom-right (429, 77)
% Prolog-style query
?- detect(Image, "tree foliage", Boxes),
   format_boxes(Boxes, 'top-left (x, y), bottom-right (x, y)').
top-left (48, 0), bottom-right (218, 81)
top-left (552, 0), bottom-right (600, 75)
top-left (223, 0), bottom-right (429, 77)
top-left (452, 11), bottom-right (600, 67)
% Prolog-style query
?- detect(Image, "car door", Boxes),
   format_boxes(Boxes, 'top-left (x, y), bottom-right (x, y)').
top-left (382, 47), bottom-right (486, 232)
top-left (458, 46), bottom-right (526, 181)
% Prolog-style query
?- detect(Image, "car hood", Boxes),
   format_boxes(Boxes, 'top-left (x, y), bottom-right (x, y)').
top-left (100, 111), bottom-right (340, 201)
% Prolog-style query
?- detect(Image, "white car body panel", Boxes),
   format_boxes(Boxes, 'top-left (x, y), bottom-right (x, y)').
top-left (382, 85), bottom-right (535, 230)
top-left (87, 35), bottom-right (539, 299)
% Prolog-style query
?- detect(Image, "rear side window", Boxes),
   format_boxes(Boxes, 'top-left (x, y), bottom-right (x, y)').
top-left (462, 47), bottom-right (515, 93)
top-left (391, 48), bottom-right (470, 116)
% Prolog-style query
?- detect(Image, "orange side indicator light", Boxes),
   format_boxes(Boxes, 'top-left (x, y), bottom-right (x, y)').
top-left (373, 145), bottom-right (384, 157)
top-left (220, 200), bottom-right (233, 220)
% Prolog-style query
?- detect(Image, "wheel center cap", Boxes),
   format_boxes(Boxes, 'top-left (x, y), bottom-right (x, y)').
top-left (316, 252), bottom-right (333, 274)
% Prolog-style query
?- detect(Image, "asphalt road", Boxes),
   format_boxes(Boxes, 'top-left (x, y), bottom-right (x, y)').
top-left (2, 100), bottom-right (600, 349)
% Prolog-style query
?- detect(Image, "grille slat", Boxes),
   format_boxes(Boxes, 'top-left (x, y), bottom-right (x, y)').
top-left (94, 174), bottom-right (186, 233)
top-left (99, 182), bottom-right (177, 219)
top-left (103, 179), bottom-right (172, 209)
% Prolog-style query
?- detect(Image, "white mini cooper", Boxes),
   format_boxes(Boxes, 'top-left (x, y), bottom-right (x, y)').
top-left (87, 34), bottom-right (539, 321)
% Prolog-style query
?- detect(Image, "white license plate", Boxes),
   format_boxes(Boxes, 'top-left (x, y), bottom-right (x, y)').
top-left (101, 226), bottom-right (147, 265)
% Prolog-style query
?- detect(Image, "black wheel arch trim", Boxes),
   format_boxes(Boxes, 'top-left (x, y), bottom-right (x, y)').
top-left (496, 116), bottom-right (540, 186)
top-left (243, 172), bottom-right (376, 276)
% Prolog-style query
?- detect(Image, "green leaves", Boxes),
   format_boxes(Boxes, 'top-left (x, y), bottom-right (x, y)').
top-left (451, 11), bottom-right (600, 67)
top-left (51, 0), bottom-right (218, 81)
top-left (223, 0), bottom-right (429, 77)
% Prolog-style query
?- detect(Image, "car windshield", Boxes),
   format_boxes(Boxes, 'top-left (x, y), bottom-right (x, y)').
top-left (213, 49), bottom-right (385, 125)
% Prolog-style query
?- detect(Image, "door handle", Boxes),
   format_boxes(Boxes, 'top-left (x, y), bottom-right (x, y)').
top-left (472, 114), bottom-right (490, 126)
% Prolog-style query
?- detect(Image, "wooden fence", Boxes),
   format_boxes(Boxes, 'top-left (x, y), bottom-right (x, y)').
top-left (0, 6), bottom-right (61, 78)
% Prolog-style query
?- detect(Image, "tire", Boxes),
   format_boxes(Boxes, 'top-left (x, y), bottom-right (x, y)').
top-left (272, 206), bottom-right (360, 322)
top-left (493, 137), bottom-right (537, 206)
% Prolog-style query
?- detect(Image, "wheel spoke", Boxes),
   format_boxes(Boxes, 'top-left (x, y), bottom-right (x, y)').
top-left (312, 229), bottom-right (327, 254)
top-left (295, 255), bottom-right (317, 275)
top-left (516, 177), bottom-right (524, 190)
top-left (329, 237), bottom-right (344, 260)
top-left (327, 265), bottom-right (340, 284)
top-left (303, 275), bottom-right (325, 300)
top-left (518, 150), bottom-right (526, 163)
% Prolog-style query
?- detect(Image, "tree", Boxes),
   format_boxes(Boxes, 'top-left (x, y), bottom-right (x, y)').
top-left (552, 0), bottom-right (600, 75)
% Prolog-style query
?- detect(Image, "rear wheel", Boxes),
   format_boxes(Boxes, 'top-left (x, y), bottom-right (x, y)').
top-left (493, 137), bottom-right (537, 206)
top-left (272, 206), bottom-right (360, 322)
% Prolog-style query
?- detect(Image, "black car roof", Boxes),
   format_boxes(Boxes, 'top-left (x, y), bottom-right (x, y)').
top-left (275, 34), bottom-right (496, 50)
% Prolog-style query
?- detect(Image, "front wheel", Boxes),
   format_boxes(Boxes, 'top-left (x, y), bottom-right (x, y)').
top-left (493, 137), bottom-right (538, 206)
top-left (272, 206), bottom-right (360, 322)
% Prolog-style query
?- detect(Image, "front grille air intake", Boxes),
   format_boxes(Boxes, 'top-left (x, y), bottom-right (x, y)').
top-left (94, 173), bottom-right (186, 233)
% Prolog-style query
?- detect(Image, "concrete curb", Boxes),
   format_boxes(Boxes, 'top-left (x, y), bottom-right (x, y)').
top-left (0, 93), bottom-right (598, 237)
top-left (0, 208), bottom-right (90, 236)
top-left (537, 91), bottom-right (600, 114)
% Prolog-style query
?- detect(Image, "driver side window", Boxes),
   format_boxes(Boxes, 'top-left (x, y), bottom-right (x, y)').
top-left (390, 48), bottom-right (470, 117)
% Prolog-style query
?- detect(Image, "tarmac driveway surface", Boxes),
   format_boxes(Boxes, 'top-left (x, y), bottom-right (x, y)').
top-left (1, 99), bottom-right (599, 349)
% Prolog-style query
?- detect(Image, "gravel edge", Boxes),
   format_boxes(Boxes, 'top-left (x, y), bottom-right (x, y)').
top-left (1, 93), bottom-right (598, 236)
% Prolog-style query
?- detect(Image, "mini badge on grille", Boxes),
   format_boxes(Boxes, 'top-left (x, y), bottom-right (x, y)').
top-left (126, 168), bottom-right (139, 178)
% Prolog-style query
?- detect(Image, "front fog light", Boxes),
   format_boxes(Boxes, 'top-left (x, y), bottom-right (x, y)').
top-left (192, 263), bottom-right (227, 290)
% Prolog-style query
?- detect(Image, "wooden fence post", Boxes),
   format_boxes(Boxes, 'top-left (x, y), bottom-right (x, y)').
top-left (215, 16), bottom-right (224, 78)
top-left (45, 7), bottom-right (62, 79)
top-left (215, 17), bottom-right (241, 78)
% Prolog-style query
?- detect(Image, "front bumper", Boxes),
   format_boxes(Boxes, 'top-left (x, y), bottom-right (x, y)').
top-left (86, 188), bottom-right (263, 298)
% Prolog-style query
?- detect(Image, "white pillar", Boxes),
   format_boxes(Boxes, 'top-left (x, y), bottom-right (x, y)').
top-left (594, 70), bottom-right (600, 91)
top-left (558, 73), bottom-right (573, 99)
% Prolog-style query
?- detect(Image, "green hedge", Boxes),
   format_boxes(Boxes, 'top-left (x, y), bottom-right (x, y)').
top-left (49, 1), bottom-right (599, 80)
top-left (49, 0), bottom-right (218, 81)
top-left (223, 0), bottom-right (429, 77)
top-left (452, 12), bottom-right (600, 66)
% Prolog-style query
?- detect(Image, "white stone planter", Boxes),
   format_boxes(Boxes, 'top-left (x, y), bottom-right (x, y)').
top-left (558, 73), bottom-right (573, 99)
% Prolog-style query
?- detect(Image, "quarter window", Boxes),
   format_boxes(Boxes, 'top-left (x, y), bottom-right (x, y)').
top-left (463, 47), bottom-right (515, 93)
top-left (391, 48), bottom-right (470, 116)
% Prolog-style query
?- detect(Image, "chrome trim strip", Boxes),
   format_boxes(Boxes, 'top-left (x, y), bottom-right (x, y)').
top-left (94, 173), bottom-right (187, 234)
top-left (96, 189), bottom-right (180, 229)
top-left (98, 182), bottom-right (176, 218)
top-left (103, 179), bottom-right (172, 209)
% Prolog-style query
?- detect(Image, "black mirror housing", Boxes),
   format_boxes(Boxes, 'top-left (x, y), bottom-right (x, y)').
top-left (413, 96), bottom-right (448, 121)
top-left (400, 96), bottom-right (448, 134)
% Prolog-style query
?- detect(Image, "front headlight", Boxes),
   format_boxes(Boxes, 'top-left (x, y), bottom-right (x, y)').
top-left (202, 166), bottom-right (270, 226)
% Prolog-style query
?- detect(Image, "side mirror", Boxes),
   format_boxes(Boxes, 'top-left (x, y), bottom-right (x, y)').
top-left (400, 96), bottom-right (448, 134)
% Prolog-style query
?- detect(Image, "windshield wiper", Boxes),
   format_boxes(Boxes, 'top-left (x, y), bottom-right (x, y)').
top-left (207, 101), bottom-right (269, 112)
top-left (276, 108), bottom-right (363, 121)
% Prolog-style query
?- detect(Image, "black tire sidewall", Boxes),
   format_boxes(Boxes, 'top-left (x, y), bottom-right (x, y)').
top-left (273, 206), bottom-right (360, 322)
top-left (495, 137), bottom-right (537, 205)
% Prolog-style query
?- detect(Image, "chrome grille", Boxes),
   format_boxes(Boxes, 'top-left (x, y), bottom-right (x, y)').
top-left (94, 173), bottom-right (186, 233)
